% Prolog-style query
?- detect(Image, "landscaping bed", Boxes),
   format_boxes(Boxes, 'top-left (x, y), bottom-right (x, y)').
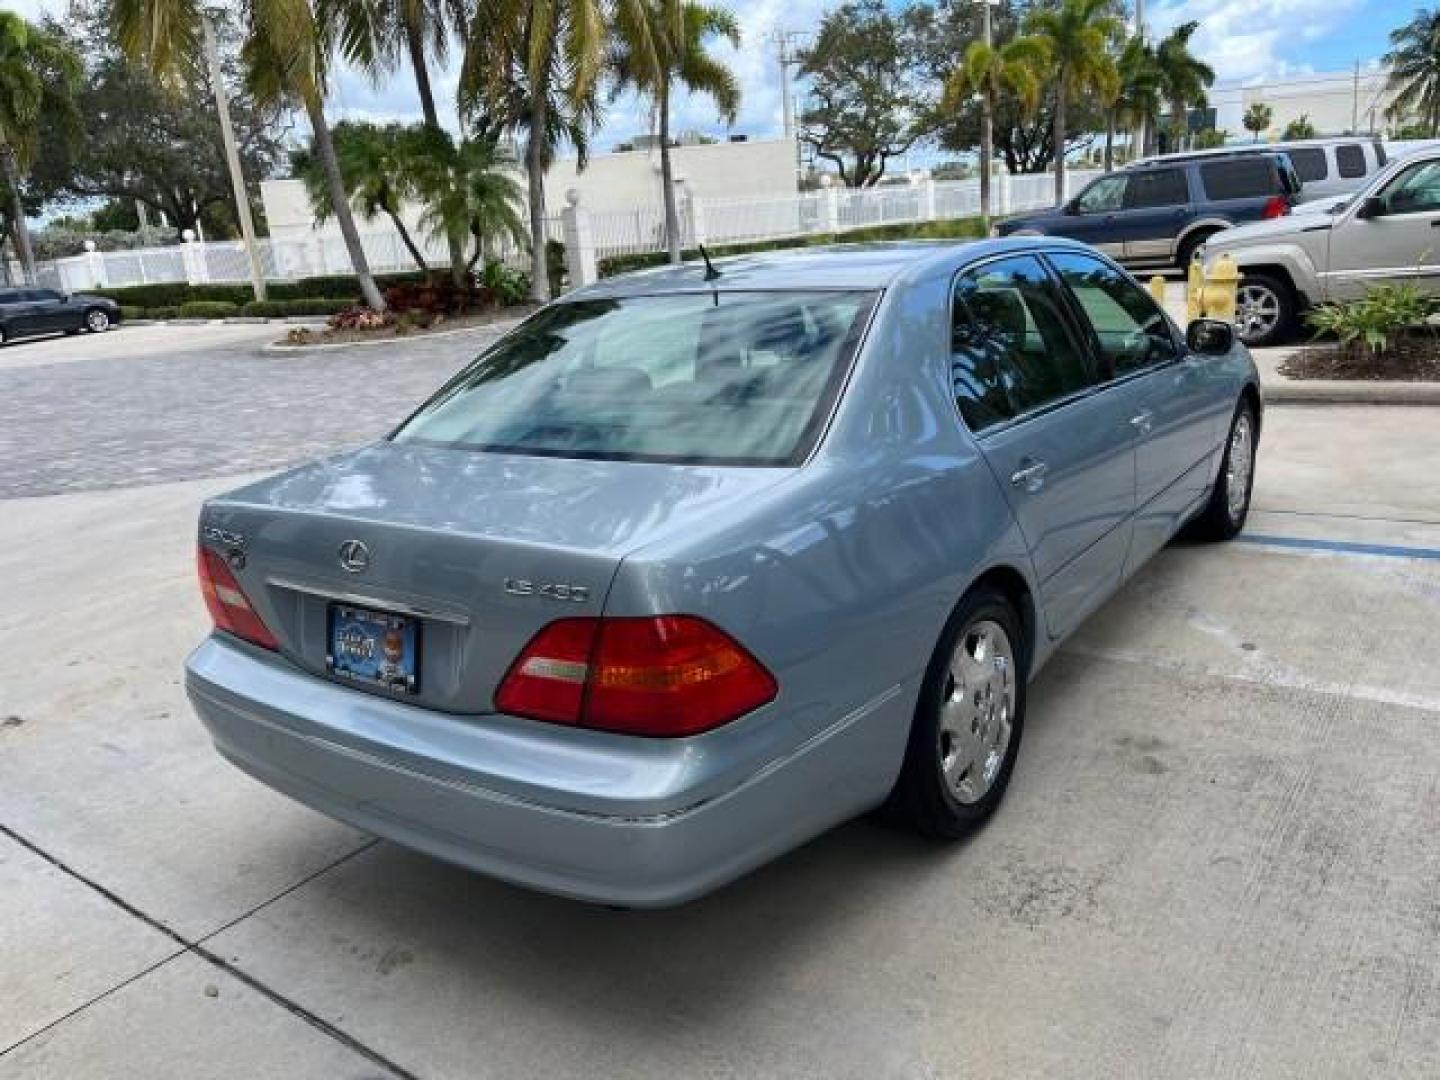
top-left (1279, 336), bottom-right (1440, 381)
top-left (278, 304), bottom-right (536, 346)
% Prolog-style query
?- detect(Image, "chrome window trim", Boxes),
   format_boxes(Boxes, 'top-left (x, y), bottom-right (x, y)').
top-left (267, 576), bottom-right (473, 626)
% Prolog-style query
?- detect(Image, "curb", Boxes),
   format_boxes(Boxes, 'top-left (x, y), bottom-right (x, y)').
top-left (1263, 381), bottom-right (1440, 405)
top-left (262, 319), bottom-right (520, 354)
top-left (121, 317), bottom-right (328, 327)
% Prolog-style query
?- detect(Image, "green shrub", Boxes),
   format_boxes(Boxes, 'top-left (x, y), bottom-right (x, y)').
top-left (90, 270), bottom-right (427, 310)
top-left (597, 215), bottom-right (986, 278)
top-left (119, 305), bottom-right (144, 322)
top-left (481, 259), bottom-right (530, 307)
top-left (1306, 284), bottom-right (1436, 359)
top-left (239, 298), bottom-right (353, 317)
top-left (177, 300), bottom-right (240, 319)
top-left (146, 306), bottom-right (178, 320)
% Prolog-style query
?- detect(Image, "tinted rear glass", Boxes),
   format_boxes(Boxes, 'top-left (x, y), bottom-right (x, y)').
top-left (1336, 143), bottom-right (1366, 178)
top-left (394, 291), bottom-right (875, 465)
top-left (1126, 169), bottom-right (1190, 209)
top-left (1288, 147), bottom-right (1328, 182)
top-left (1200, 159), bottom-right (1279, 199)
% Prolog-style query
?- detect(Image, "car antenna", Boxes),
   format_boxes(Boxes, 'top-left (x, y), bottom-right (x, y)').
top-left (698, 244), bottom-right (722, 282)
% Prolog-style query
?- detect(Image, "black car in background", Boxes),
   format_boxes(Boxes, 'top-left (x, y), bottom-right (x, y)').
top-left (995, 152), bottom-right (1303, 271)
top-left (0, 286), bottom-right (121, 343)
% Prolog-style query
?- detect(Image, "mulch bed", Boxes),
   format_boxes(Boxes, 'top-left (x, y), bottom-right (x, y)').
top-left (1279, 335), bottom-right (1440, 381)
top-left (278, 304), bottom-right (538, 347)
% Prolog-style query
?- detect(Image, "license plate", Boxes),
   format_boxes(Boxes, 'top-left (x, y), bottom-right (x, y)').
top-left (327, 603), bottom-right (420, 694)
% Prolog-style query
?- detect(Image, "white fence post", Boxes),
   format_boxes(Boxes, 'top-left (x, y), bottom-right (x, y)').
top-left (685, 186), bottom-right (707, 249)
top-left (996, 168), bottom-right (1012, 216)
top-left (562, 188), bottom-right (597, 290)
top-left (917, 174), bottom-right (937, 222)
top-left (818, 176), bottom-right (840, 234)
top-left (82, 241), bottom-right (107, 289)
top-left (180, 231), bottom-right (209, 284)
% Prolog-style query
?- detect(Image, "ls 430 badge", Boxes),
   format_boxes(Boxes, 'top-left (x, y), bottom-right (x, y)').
top-left (504, 578), bottom-right (590, 603)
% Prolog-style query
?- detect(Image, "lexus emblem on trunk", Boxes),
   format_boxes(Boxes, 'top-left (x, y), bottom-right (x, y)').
top-left (337, 540), bottom-right (371, 573)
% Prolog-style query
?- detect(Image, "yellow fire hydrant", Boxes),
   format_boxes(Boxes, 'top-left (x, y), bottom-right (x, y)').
top-left (1202, 254), bottom-right (1242, 324)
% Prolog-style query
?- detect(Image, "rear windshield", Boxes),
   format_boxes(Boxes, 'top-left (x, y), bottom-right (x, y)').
top-left (393, 290), bottom-right (875, 465)
top-left (1288, 147), bottom-right (1328, 183)
top-left (1200, 158), bottom-right (1281, 199)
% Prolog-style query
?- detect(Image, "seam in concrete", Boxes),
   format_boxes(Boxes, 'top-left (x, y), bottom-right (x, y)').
top-left (0, 825), bottom-right (413, 1079)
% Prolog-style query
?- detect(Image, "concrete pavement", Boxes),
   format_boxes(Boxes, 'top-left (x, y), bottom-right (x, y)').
top-left (3, 327), bottom-right (1440, 1078)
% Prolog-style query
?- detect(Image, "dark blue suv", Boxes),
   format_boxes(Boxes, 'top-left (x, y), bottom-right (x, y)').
top-left (995, 153), bottom-right (1302, 270)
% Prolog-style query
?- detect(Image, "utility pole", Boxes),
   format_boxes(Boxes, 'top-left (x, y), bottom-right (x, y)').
top-left (1132, 0), bottom-right (1147, 160)
top-left (977, 0), bottom-right (997, 232)
top-left (1352, 60), bottom-right (1360, 134)
top-left (202, 16), bottom-right (266, 301)
top-left (770, 29), bottom-right (808, 186)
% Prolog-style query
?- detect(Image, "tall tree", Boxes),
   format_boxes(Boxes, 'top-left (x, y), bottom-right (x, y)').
top-left (1024, 0), bottom-right (1120, 204)
top-left (413, 134), bottom-right (527, 274)
top-left (610, 1), bottom-right (740, 263)
top-left (1282, 114), bottom-right (1318, 140)
top-left (942, 35), bottom-right (1047, 219)
top-left (1154, 20), bottom-right (1213, 152)
top-left (31, 2), bottom-right (285, 241)
top-left (0, 12), bottom-right (82, 282)
top-left (1243, 101), bottom-right (1272, 142)
top-left (460, 0), bottom-right (615, 300)
top-left (798, 0), bottom-right (932, 187)
top-left (1108, 35), bottom-right (1158, 168)
top-left (322, 0), bottom-right (472, 280)
top-left (114, 0), bottom-right (387, 310)
top-left (1385, 8), bottom-right (1440, 135)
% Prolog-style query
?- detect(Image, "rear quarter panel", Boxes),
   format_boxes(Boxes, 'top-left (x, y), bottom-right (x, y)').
top-left (604, 271), bottom-right (1036, 801)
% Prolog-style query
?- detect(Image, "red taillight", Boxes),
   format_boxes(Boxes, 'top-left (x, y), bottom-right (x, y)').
top-left (197, 547), bottom-right (279, 651)
top-left (496, 616), bottom-right (778, 737)
top-left (1262, 195), bottom-right (1289, 220)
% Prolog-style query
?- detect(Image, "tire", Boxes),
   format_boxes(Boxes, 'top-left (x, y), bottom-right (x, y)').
top-left (1176, 230), bottom-right (1215, 272)
top-left (1189, 398), bottom-right (1259, 542)
top-left (0, 323), bottom-right (7, 344)
top-left (84, 307), bottom-right (111, 333)
top-left (890, 586), bottom-right (1027, 839)
top-left (1234, 272), bottom-right (1294, 347)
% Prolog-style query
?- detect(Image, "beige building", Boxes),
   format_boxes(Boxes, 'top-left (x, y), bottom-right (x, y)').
top-left (262, 137), bottom-right (800, 244)
top-left (1227, 68), bottom-right (1405, 139)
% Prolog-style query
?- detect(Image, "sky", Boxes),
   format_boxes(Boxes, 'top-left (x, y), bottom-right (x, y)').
top-left (7, 0), bottom-right (1424, 155)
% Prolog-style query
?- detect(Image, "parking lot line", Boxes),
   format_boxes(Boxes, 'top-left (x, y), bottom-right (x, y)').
top-left (1237, 533), bottom-right (1440, 561)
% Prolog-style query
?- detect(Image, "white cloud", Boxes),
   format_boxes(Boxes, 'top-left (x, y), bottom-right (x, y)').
top-left (1149, 0), bottom-right (1363, 84)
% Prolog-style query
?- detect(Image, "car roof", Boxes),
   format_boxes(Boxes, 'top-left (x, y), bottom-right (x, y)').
top-left (1132, 137), bottom-right (1381, 168)
top-left (565, 238), bottom-right (1098, 297)
top-left (1127, 149), bottom-right (1292, 170)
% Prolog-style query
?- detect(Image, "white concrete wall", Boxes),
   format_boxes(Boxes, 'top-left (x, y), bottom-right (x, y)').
top-left (1239, 70), bottom-right (1402, 139)
top-left (262, 138), bottom-right (798, 243)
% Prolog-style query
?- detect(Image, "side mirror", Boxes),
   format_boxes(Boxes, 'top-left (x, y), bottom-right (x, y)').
top-left (1355, 196), bottom-right (1385, 220)
top-left (1186, 318), bottom-right (1234, 356)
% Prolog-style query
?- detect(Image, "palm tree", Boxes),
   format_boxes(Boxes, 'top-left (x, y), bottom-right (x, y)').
top-left (943, 35), bottom-right (1048, 225)
top-left (1385, 8), bottom-right (1440, 136)
top-left (1243, 102), bottom-right (1272, 142)
top-left (0, 13), bottom-right (81, 283)
top-left (413, 134), bottom-right (527, 274)
top-left (113, 0), bottom-right (387, 310)
top-left (293, 121), bottom-right (433, 273)
top-left (1108, 35), bottom-right (1158, 169)
top-left (1154, 20), bottom-right (1213, 153)
top-left (322, 0), bottom-right (473, 281)
top-left (460, 0), bottom-right (614, 300)
top-left (1025, 0), bottom-right (1121, 205)
top-left (609, 1), bottom-right (740, 264)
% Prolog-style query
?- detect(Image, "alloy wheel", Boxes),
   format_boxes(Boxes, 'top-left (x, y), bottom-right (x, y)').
top-left (1234, 284), bottom-right (1279, 342)
top-left (86, 309), bottom-right (110, 332)
top-left (1226, 412), bottom-right (1254, 523)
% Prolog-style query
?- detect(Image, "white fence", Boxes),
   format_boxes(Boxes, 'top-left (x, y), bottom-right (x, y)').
top-left (35, 170), bottom-right (1093, 293)
top-left (579, 169), bottom-right (1098, 263)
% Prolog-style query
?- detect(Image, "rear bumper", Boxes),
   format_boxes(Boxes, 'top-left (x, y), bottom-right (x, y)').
top-left (186, 636), bottom-right (909, 906)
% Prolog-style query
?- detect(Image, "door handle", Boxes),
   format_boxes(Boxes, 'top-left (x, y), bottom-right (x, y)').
top-left (1129, 410), bottom-right (1154, 435)
top-left (1010, 460), bottom-right (1049, 492)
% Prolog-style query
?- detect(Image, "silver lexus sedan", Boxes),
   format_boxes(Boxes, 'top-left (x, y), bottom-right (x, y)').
top-left (187, 241), bottom-right (1260, 906)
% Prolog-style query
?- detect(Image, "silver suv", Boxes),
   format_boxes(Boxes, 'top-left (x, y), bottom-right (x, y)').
top-left (1199, 149), bottom-right (1440, 345)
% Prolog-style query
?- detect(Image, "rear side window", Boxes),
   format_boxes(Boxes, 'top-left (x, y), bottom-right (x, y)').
top-left (394, 291), bottom-right (874, 465)
top-left (1336, 143), bottom-right (1366, 178)
top-left (1126, 169), bottom-right (1190, 209)
top-left (950, 255), bottom-right (1095, 430)
top-left (1047, 252), bottom-right (1179, 377)
top-left (1287, 147), bottom-right (1328, 183)
top-left (1200, 159), bottom-right (1279, 199)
